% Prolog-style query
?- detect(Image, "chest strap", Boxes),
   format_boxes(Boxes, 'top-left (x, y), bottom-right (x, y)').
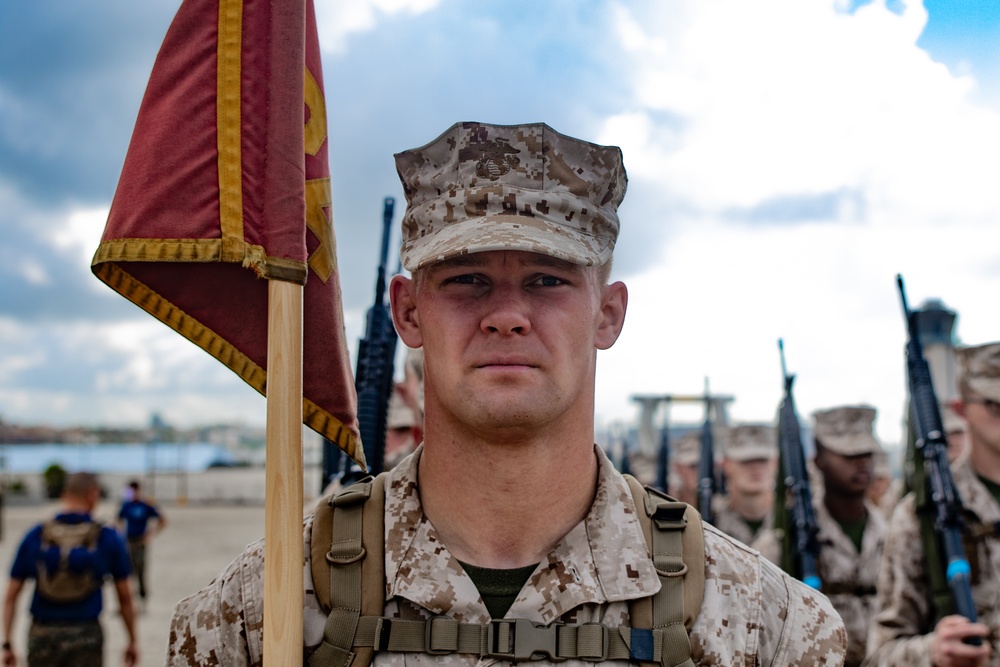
top-left (966, 520), bottom-right (1000, 540)
top-left (309, 474), bottom-right (703, 667)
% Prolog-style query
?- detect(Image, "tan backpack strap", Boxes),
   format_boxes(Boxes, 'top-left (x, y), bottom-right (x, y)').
top-left (308, 475), bottom-right (386, 667)
top-left (624, 474), bottom-right (704, 667)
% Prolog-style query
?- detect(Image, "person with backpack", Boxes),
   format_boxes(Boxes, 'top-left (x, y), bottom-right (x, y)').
top-left (167, 121), bottom-right (847, 666)
top-left (2, 471), bottom-right (137, 666)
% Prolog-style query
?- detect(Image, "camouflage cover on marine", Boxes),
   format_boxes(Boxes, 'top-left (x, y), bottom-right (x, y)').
top-left (393, 122), bottom-right (626, 271)
top-left (867, 458), bottom-right (1000, 666)
top-left (166, 446), bottom-right (846, 666)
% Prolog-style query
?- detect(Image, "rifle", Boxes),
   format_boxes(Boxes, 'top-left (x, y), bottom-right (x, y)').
top-left (656, 408), bottom-right (670, 492)
top-left (775, 339), bottom-right (822, 590)
top-left (321, 197), bottom-right (398, 488)
top-left (897, 275), bottom-right (979, 640)
top-left (698, 378), bottom-right (715, 523)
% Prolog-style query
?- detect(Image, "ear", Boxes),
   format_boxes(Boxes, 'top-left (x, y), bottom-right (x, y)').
top-left (951, 397), bottom-right (967, 420)
top-left (390, 274), bottom-right (422, 348)
top-left (595, 281), bottom-right (628, 350)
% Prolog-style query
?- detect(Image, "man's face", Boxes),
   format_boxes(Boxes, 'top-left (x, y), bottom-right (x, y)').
top-left (390, 250), bottom-right (626, 438)
top-left (815, 446), bottom-right (873, 497)
top-left (722, 457), bottom-right (777, 496)
top-left (955, 394), bottom-right (1000, 463)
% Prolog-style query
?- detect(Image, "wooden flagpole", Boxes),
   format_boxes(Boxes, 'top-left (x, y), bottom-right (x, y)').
top-left (264, 278), bottom-right (304, 665)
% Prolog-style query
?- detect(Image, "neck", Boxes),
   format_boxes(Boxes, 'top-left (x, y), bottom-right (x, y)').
top-left (417, 416), bottom-right (598, 569)
top-left (729, 490), bottom-right (772, 521)
top-left (823, 488), bottom-right (867, 523)
top-left (61, 499), bottom-right (92, 514)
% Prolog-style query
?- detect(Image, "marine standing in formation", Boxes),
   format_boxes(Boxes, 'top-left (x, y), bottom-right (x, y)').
top-left (809, 406), bottom-right (887, 667)
top-left (712, 423), bottom-right (777, 548)
top-left (867, 342), bottom-right (1000, 667)
top-left (668, 431), bottom-right (702, 507)
top-left (166, 121), bottom-right (846, 665)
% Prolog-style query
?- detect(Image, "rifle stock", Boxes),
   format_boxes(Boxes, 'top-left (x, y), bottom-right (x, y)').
top-left (897, 275), bottom-right (979, 639)
top-left (776, 339), bottom-right (822, 590)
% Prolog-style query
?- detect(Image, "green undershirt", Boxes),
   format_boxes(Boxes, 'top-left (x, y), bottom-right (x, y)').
top-left (977, 475), bottom-right (1000, 507)
top-left (835, 514), bottom-right (868, 553)
top-left (743, 518), bottom-right (764, 537)
top-left (459, 561), bottom-right (538, 619)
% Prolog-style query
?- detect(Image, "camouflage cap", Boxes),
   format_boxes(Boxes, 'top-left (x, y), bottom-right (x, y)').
top-left (394, 121), bottom-right (627, 271)
top-left (386, 390), bottom-right (417, 430)
top-left (672, 431), bottom-right (701, 466)
top-left (957, 342), bottom-right (1000, 402)
top-left (725, 424), bottom-right (777, 462)
top-left (811, 405), bottom-right (880, 456)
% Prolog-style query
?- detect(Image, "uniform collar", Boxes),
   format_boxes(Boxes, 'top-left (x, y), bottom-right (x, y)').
top-left (383, 444), bottom-right (660, 625)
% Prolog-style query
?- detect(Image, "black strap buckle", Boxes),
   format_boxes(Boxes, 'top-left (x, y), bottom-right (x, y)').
top-left (487, 618), bottom-right (565, 661)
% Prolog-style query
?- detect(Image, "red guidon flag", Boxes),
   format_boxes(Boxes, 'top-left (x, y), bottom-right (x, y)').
top-left (92, 0), bottom-right (362, 467)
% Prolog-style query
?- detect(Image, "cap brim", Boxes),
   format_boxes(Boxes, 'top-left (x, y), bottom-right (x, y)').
top-left (727, 447), bottom-right (777, 462)
top-left (818, 434), bottom-right (880, 456)
top-left (969, 377), bottom-right (1000, 403)
top-left (401, 215), bottom-right (613, 271)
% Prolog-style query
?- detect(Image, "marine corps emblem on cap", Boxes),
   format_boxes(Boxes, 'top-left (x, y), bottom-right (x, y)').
top-left (811, 405), bottom-right (880, 456)
top-left (393, 121), bottom-right (627, 271)
top-left (957, 342), bottom-right (1000, 403)
top-left (725, 424), bottom-right (777, 462)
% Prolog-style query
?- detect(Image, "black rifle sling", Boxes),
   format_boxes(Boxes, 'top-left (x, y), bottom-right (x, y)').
top-left (309, 473), bottom-right (704, 667)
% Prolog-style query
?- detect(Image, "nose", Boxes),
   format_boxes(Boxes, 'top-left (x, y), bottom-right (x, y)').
top-left (480, 283), bottom-right (531, 335)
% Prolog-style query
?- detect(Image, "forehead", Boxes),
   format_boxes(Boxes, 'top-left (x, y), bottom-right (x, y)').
top-left (423, 250), bottom-right (585, 274)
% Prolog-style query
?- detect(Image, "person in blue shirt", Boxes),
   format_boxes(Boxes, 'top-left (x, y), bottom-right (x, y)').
top-left (116, 480), bottom-right (167, 604)
top-left (2, 471), bottom-right (137, 666)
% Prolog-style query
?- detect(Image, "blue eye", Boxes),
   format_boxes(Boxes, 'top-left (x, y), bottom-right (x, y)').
top-left (537, 275), bottom-right (564, 287)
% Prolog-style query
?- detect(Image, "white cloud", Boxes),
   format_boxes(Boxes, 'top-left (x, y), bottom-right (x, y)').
top-left (606, 0), bottom-right (998, 218)
top-left (314, 0), bottom-right (441, 54)
top-left (52, 207), bottom-right (109, 269)
top-left (587, 0), bottom-right (1000, 445)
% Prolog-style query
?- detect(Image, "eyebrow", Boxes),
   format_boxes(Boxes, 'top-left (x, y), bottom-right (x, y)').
top-left (432, 253), bottom-right (580, 272)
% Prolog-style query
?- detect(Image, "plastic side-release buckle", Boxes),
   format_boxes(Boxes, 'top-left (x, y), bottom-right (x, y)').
top-left (487, 618), bottom-right (565, 662)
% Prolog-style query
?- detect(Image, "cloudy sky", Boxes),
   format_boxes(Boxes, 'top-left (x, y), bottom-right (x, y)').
top-left (2, 0), bottom-right (998, 450)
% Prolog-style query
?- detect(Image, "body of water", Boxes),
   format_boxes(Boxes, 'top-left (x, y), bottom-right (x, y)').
top-left (0, 443), bottom-right (244, 474)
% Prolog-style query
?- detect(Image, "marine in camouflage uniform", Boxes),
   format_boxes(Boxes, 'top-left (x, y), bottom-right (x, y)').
top-left (167, 121), bottom-right (846, 666)
top-left (669, 431), bottom-right (702, 508)
top-left (867, 343), bottom-right (1000, 666)
top-left (809, 406), bottom-right (886, 667)
top-left (168, 445), bottom-right (847, 666)
top-left (712, 424), bottom-right (777, 548)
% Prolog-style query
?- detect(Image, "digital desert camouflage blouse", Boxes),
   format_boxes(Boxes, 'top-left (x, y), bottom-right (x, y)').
top-left (167, 446), bottom-right (846, 666)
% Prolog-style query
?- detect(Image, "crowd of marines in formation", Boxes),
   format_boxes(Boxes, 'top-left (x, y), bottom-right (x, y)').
top-left (625, 339), bottom-right (1000, 667)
